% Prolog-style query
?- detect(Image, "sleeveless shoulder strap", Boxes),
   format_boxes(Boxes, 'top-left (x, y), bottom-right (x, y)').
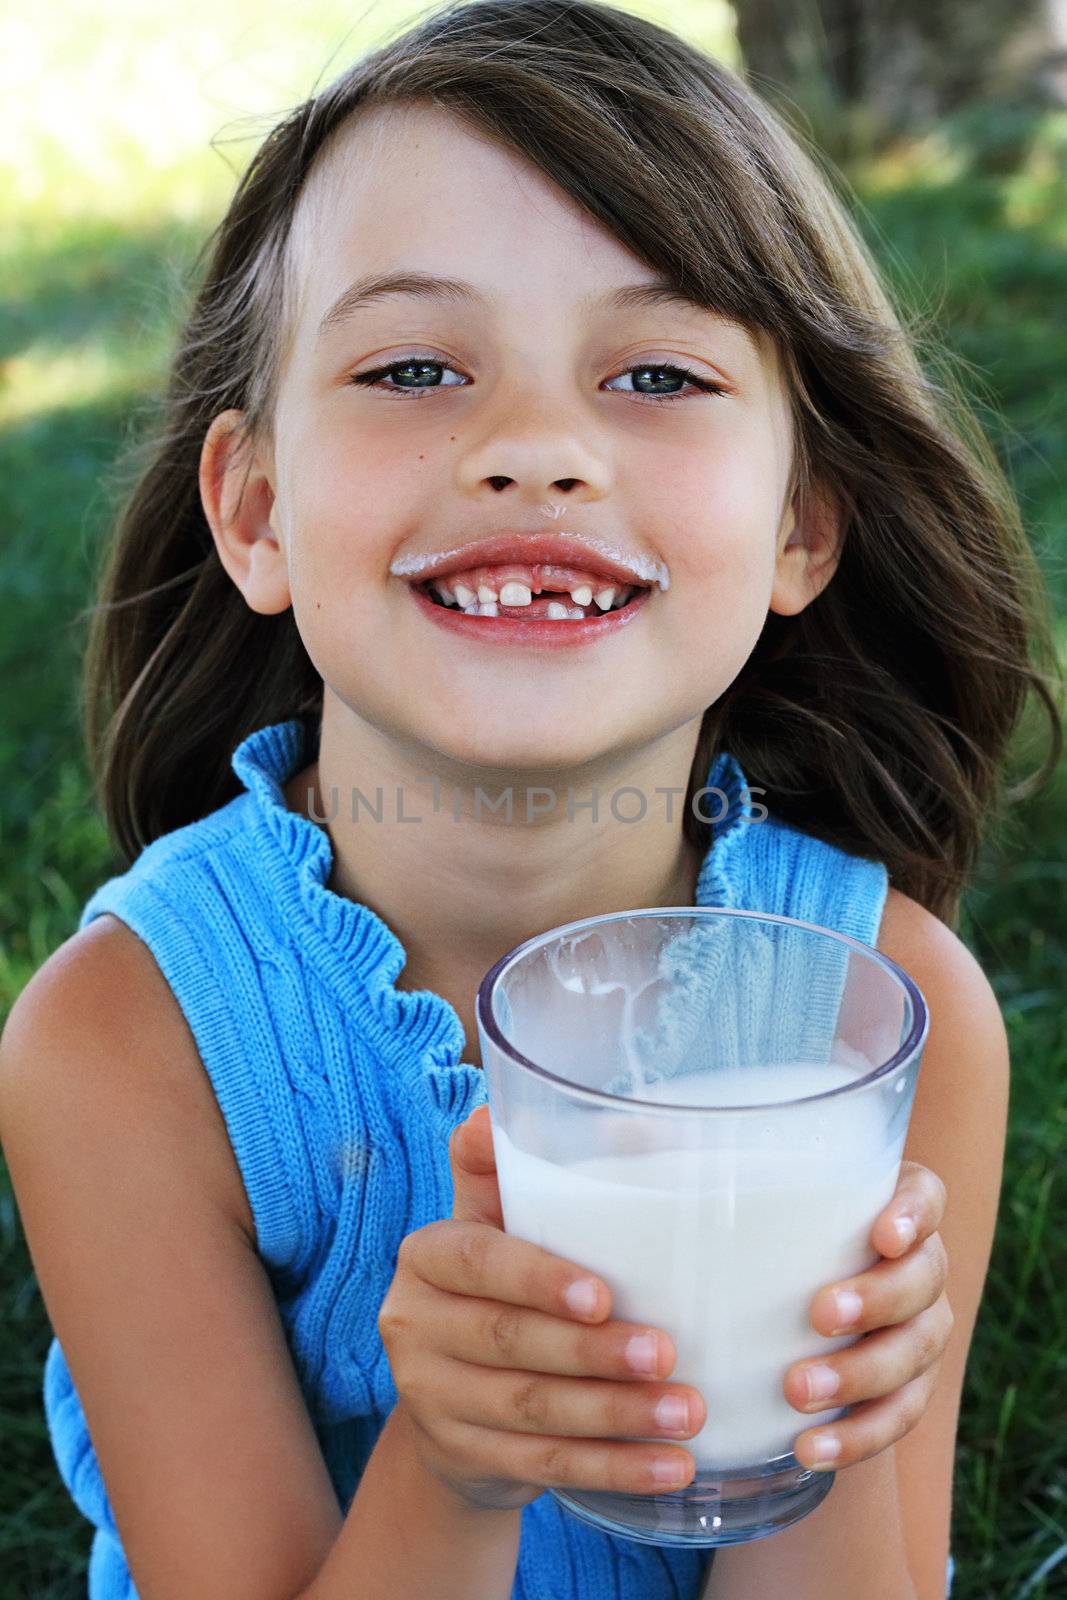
top-left (616, 751), bottom-right (895, 1087)
top-left (76, 801), bottom-right (303, 1273)
top-left (697, 750), bottom-right (890, 945)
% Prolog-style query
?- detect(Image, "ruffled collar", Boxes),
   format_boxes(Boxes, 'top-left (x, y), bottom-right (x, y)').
top-left (231, 718), bottom-right (754, 1100)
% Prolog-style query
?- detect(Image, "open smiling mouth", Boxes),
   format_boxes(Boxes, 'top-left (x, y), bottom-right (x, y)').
top-left (402, 553), bottom-right (658, 648)
top-left (412, 564), bottom-right (652, 621)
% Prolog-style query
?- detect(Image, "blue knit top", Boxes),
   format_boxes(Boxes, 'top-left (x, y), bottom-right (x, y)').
top-left (43, 717), bottom-right (893, 1600)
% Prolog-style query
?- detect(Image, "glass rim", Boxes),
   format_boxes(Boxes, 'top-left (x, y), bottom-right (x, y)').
top-left (476, 905), bottom-right (929, 1114)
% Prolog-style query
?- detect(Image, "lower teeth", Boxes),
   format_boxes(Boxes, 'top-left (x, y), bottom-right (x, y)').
top-left (461, 601), bottom-right (586, 620)
top-left (427, 587), bottom-right (632, 619)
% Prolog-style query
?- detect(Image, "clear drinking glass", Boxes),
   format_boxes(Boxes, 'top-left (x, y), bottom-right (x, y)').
top-left (475, 907), bottom-right (928, 1547)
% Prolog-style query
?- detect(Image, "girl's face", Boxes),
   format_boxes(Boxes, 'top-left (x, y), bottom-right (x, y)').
top-left (213, 101), bottom-right (832, 778)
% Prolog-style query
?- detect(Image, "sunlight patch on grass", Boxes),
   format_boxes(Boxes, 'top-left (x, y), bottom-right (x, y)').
top-left (0, 342), bottom-right (163, 426)
top-left (2, 0), bottom-right (738, 221)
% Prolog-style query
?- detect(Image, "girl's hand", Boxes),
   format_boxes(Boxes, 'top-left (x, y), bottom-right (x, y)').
top-left (784, 1161), bottom-right (953, 1472)
top-left (377, 1104), bottom-right (705, 1513)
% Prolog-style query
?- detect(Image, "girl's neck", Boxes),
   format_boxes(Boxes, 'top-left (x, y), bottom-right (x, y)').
top-left (282, 703), bottom-right (705, 1060)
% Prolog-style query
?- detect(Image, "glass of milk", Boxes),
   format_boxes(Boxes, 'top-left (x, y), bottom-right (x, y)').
top-left (475, 907), bottom-right (928, 1547)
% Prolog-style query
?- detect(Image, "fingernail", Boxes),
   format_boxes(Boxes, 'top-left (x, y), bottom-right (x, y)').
top-left (893, 1215), bottom-right (917, 1249)
top-left (809, 1433), bottom-right (841, 1469)
top-left (564, 1278), bottom-right (599, 1318)
top-left (625, 1333), bottom-right (659, 1374)
top-left (830, 1290), bottom-right (863, 1331)
top-left (805, 1365), bottom-right (840, 1402)
top-left (654, 1395), bottom-right (690, 1433)
top-left (652, 1455), bottom-right (689, 1485)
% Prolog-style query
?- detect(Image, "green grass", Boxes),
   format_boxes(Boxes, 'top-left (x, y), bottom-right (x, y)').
top-left (1, 8), bottom-right (1065, 1597)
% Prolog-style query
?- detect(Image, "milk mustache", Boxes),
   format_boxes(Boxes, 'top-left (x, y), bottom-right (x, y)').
top-left (493, 1059), bottom-right (901, 1470)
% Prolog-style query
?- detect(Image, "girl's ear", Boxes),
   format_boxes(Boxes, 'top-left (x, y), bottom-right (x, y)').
top-left (768, 476), bottom-right (845, 618)
top-left (199, 409), bottom-right (292, 616)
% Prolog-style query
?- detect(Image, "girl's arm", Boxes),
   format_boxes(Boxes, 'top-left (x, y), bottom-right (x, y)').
top-left (0, 920), bottom-right (517, 1600)
top-left (299, 1402), bottom-right (521, 1599)
top-left (704, 888), bottom-right (1010, 1600)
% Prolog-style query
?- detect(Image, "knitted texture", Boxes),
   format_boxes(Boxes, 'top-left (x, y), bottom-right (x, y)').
top-left (598, 913), bottom-right (855, 1100)
top-left (43, 718), bottom-right (892, 1599)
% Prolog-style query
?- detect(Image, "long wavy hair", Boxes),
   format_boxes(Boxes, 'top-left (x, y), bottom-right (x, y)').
top-left (82, 0), bottom-right (1063, 929)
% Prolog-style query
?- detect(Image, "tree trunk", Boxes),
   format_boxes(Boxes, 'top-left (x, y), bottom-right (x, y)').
top-left (733, 0), bottom-right (1055, 152)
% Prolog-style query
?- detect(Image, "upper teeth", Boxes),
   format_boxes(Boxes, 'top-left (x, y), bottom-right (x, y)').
top-left (431, 579), bottom-right (626, 614)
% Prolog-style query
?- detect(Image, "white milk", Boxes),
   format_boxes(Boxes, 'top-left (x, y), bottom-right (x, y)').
top-left (493, 1061), bottom-right (900, 1470)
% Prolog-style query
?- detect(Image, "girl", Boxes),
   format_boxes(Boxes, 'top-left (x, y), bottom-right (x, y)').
top-left (1, 2), bottom-right (1060, 1597)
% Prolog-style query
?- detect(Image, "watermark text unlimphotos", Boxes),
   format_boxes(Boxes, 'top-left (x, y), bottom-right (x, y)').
top-left (302, 778), bottom-right (769, 828)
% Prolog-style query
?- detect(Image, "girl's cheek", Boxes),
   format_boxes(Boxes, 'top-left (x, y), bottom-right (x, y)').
top-left (668, 521), bottom-right (781, 613)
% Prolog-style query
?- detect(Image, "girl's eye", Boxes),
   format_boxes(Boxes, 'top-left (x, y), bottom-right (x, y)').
top-left (348, 358), bottom-right (466, 399)
top-left (346, 358), bottom-right (726, 403)
top-left (604, 364), bottom-right (727, 403)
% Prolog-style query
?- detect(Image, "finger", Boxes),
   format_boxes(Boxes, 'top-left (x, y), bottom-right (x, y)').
top-left (447, 1419), bottom-right (697, 1495)
top-left (809, 1232), bottom-right (948, 1337)
top-left (870, 1161), bottom-right (948, 1258)
top-left (402, 1219), bottom-right (614, 1322)
top-left (438, 1357), bottom-right (706, 1443)
top-left (429, 1288), bottom-right (679, 1380)
top-left (451, 1104), bottom-right (497, 1176)
top-left (792, 1367), bottom-right (938, 1473)
top-left (450, 1105), bottom-right (505, 1228)
top-left (785, 1298), bottom-right (953, 1415)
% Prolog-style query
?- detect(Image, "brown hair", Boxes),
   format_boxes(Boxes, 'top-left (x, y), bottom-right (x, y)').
top-left (82, 0), bottom-right (1063, 927)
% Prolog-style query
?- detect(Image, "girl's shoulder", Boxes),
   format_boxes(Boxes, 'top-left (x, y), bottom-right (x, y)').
top-left (867, 884), bottom-right (1009, 1592)
top-left (874, 885), bottom-right (1003, 1105)
top-left (0, 910), bottom-right (257, 1245)
top-left (874, 885), bottom-right (956, 965)
top-left (38, 769), bottom-right (306, 1263)
top-left (875, 884), bottom-right (994, 1008)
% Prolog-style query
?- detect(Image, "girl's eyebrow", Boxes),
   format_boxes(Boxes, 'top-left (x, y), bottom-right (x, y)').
top-left (315, 268), bottom-right (758, 352)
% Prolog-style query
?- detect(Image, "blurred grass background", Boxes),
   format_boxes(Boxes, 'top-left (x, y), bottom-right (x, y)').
top-left (1, 2), bottom-right (1064, 1596)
